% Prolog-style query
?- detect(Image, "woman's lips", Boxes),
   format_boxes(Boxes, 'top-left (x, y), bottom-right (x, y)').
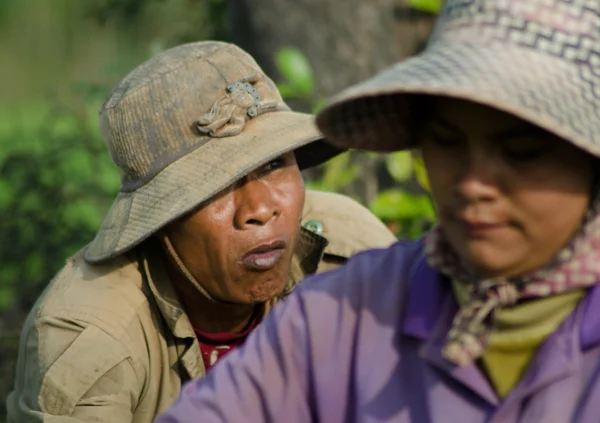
top-left (460, 220), bottom-right (506, 236)
top-left (240, 240), bottom-right (286, 271)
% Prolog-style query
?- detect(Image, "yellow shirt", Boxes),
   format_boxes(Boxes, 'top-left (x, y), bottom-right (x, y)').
top-left (452, 280), bottom-right (584, 398)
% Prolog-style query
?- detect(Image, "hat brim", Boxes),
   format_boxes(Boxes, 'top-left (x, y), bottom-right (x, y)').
top-left (317, 44), bottom-right (600, 158)
top-left (85, 110), bottom-right (340, 263)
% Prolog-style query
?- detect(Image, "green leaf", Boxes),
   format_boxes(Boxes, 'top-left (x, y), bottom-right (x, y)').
top-left (408, 0), bottom-right (443, 14)
top-left (96, 157), bottom-right (121, 194)
top-left (276, 47), bottom-right (314, 99)
top-left (276, 82), bottom-right (301, 99)
top-left (63, 199), bottom-right (104, 230)
top-left (385, 151), bottom-right (414, 183)
top-left (369, 189), bottom-right (435, 221)
top-left (416, 195), bottom-right (437, 220)
top-left (24, 252), bottom-right (44, 282)
top-left (304, 179), bottom-right (329, 192)
top-left (312, 98), bottom-right (328, 114)
top-left (414, 154), bottom-right (431, 192)
top-left (60, 149), bottom-right (95, 188)
top-left (0, 178), bottom-right (15, 211)
top-left (0, 282), bottom-right (15, 311)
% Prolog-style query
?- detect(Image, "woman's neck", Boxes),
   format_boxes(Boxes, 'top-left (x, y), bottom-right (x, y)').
top-left (166, 261), bottom-right (257, 334)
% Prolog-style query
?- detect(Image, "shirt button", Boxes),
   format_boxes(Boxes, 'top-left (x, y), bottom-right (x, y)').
top-left (303, 220), bottom-right (324, 235)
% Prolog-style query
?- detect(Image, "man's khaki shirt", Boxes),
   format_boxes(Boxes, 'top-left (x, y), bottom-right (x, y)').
top-left (7, 190), bottom-right (396, 423)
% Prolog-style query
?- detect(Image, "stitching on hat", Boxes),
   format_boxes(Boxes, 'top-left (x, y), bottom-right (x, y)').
top-left (102, 43), bottom-right (230, 112)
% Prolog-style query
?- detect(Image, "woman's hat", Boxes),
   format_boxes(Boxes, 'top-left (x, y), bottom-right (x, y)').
top-left (85, 41), bottom-right (340, 263)
top-left (317, 0), bottom-right (600, 158)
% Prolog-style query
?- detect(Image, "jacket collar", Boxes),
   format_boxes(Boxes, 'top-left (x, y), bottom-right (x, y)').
top-left (400, 256), bottom-right (600, 350)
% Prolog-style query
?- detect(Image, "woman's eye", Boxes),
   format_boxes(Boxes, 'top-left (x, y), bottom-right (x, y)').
top-left (505, 149), bottom-right (546, 161)
top-left (428, 133), bottom-right (461, 148)
top-left (503, 143), bottom-right (548, 161)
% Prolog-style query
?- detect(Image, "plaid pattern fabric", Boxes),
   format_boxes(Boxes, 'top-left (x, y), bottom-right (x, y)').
top-left (316, 0), bottom-right (600, 159)
top-left (424, 203), bottom-right (600, 366)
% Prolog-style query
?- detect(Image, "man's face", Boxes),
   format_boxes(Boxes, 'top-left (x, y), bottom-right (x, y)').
top-left (165, 152), bottom-right (305, 304)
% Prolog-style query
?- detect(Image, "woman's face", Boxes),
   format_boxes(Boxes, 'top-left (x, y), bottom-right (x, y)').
top-left (165, 152), bottom-right (305, 304)
top-left (421, 98), bottom-right (594, 278)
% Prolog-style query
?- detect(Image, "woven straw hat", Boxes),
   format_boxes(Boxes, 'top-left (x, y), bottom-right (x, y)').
top-left (85, 41), bottom-right (339, 263)
top-left (317, 0), bottom-right (600, 159)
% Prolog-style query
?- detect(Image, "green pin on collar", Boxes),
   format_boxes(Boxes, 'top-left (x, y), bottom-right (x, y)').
top-left (303, 219), bottom-right (324, 235)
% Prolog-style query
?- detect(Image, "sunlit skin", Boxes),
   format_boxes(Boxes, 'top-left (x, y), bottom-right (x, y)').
top-left (162, 152), bottom-right (305, 333)
top-left (420, 98), bottom-right (594, 279)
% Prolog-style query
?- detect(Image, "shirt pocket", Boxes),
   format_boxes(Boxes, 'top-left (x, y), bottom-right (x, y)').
top-left (39, 324), bottom-right (131, 416)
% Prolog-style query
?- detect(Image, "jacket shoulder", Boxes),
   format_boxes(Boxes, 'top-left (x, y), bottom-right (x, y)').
top-left (34, 248), bottom-right (150, 336)
top-left (302, 190), bottom-right (397, 259)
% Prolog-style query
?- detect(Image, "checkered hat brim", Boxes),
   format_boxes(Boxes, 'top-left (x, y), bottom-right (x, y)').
top-left (317, 0), bottom-right (600, 158)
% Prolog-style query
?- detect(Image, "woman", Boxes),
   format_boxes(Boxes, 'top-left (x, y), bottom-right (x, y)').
top-left (156, 1), bottom-right (600, 422)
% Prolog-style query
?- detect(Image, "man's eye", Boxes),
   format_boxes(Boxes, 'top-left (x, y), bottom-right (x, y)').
top-left (262, 157), bottom-right (286, 172)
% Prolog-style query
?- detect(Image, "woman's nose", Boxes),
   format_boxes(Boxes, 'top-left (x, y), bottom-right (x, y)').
top-left (455, 151), bottom-right (502, 203)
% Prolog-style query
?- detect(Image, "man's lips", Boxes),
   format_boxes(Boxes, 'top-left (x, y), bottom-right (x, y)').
top-left (240, 240), bottom-right (287, 271)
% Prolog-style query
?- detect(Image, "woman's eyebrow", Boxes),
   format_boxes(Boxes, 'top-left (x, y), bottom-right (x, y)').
top-left (426, 115), bottom-right (465, 137)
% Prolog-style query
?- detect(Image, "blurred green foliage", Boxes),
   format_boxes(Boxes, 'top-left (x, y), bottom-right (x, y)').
top-left (0, 99), bottom-right (120, 313)
top-left (408, 0), bottom-right (443, 14)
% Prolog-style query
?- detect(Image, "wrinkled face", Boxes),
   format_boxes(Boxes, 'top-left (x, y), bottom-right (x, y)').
top-left (420, 98), bottom-right (594, 278)
top-left (165, 152), bottom-right (305, 303)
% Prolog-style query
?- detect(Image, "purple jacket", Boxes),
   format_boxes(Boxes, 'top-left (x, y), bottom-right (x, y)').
top-left (156, 240), bottom-right (600, 423)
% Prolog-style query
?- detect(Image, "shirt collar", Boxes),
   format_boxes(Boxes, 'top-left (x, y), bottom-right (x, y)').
top-left (287, 227), bottom-right (329, 283)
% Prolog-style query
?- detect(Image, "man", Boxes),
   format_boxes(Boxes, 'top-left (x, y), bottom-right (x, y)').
top-left (6, 41), bottom-right (396, 422)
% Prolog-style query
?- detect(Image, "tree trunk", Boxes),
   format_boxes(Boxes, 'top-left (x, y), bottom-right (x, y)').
top-left (229, 0), bottom-right (400, 105)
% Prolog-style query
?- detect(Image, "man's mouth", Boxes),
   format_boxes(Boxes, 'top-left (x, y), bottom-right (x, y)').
top-left (240, 240), bottom-right (287, 271)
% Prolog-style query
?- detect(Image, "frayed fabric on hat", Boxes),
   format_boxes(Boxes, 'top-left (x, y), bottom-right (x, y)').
top-left (317, 0), bottom-right (600, 159)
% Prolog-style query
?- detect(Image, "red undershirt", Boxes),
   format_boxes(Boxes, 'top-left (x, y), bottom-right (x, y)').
top-left (193, 306), bottom-right (263, 372)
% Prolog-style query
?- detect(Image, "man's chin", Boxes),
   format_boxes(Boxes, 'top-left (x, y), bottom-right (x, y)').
top-left (241, 275), bottom-right (287, 303)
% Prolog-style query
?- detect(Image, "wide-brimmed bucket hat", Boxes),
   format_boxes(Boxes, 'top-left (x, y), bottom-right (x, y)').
top-left (316, 0), bottom-right (600, 159)
top-left (85, 41), bottom-right (340, 263)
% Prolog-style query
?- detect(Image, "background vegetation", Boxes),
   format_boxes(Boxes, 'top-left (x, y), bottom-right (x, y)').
top-left (0, 0), bottom-right (441, 418)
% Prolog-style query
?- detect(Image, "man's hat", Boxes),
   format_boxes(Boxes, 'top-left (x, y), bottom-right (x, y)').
top-left (85, 41), bottom-right (339, 263)
top-left (317, 0), bottom-right (600, 159)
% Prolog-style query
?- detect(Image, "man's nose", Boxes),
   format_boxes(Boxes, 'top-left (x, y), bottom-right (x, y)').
top-left (233, 176), bottom-right (280, 229)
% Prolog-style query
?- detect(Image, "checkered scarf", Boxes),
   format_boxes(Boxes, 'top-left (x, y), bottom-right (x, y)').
top-left (424, 202), bottom-right (600, 367)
